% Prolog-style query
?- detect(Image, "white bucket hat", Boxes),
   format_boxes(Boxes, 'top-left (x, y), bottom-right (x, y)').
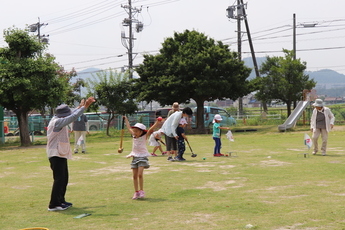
top-left (313, 99), bottom-right (324, 107)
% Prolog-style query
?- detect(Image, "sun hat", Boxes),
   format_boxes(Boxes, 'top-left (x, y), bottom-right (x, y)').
top-left (179, 118), bottom-right (188, 125)
top-left (131, 123), bottom-right (147, 132)
top-left (172, 102), bottom-right (180, 110)
top-left (214, 114), bottom-right (222, 121)
top-left (313, 99), bottom-right (324, 107)
top-left (55, 104), bottom-right (72, 118)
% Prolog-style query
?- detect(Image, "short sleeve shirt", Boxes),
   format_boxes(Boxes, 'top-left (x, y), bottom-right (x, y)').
top-left (213, 123), bottom-right (221, 138)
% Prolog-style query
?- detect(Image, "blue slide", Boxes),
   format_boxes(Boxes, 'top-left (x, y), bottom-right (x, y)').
top-left (278, 101), bottom-right (310, 131)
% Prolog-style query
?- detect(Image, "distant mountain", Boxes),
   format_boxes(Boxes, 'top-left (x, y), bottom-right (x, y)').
top-left (243, 57), bottom-right (345, 90)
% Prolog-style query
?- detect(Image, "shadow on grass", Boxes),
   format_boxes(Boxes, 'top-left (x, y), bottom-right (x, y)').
top-left (134, 198), bottom-right (167, 202)
top-left (57, 205), bottom-right (110, 216)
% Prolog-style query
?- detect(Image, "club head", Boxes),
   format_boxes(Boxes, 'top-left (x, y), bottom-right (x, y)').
top-left (191, 154), bottom-right (197, 158)
top-left (118, 148), bottom-right (124, 153)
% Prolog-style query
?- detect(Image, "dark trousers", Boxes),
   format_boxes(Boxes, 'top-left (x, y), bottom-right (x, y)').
top-left (49, 156), bottom-right (69, 208)
top-left (213, 137), bottom-right (221, 154)
top-left (177, 139), bottom-right (185, 159)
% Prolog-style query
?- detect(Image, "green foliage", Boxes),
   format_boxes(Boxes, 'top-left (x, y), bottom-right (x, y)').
top-left (135, 30), bottom-right (253, 129)
top-left (135, 30), bottom-right (252, 105)
top-left (254, 49), bottom-right (316, 116)
top-left (328, 105), bottom-right (345, 122)
top-left (0, 27), bottom-right (71, 146)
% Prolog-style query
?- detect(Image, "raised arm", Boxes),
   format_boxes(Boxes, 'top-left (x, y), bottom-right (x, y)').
top-left (123, 116), bottom-right (134, 136)
top-left (146, 118), bottom-right (162, 137)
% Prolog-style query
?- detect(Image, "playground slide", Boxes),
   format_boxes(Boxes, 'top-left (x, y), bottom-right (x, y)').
top-left (278, 101), bottom-right (309, 131)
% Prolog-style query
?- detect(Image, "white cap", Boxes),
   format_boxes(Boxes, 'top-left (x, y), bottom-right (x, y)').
top-left (214, 114), bottom-right (222, 121)
top-left (131, 123), bottom-right (147, 131)
top-left (179, 118), bottom-right (188, 125)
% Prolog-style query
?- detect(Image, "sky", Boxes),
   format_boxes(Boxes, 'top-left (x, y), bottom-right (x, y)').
top-left (2, 0), bottom-right (345, 76)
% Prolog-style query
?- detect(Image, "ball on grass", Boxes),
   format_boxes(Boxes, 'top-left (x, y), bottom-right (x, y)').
top-left (202, 157), bottom-right (206, 160)
top-left (225, 154), bottom-right (229, 157)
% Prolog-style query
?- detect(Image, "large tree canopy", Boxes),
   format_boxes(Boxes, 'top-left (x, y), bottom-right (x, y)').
top-left (254, 49), bottom-right (316, 116)
top-left (0, 27), bottom-right (70, 146)
top-left (135, 30), bottom-right (252, 130)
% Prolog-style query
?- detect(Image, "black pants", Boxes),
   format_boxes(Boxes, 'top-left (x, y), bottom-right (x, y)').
top-left (49, 157), bottom-right (69, 208)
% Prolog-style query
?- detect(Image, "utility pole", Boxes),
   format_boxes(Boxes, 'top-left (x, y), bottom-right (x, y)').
top-left (293, 13), bottom-right (296, 60)
top-left (121, 0), bottom-right (143, 79)
top-left (236, 0), bottom-right (243, 116)
top-left (227, 2), bottom-right (268, 113)
top-left (227, 1), bottom-right (245, 116)
top-left (29, 17), bottom-right (49, 44)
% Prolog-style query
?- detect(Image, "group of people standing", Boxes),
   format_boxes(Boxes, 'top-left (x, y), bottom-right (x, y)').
top-left (45, 98), bottom-right (335, 209)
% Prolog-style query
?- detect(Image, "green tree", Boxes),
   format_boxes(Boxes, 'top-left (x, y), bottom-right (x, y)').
top-left (87, 70), bottom-right (137, 136)
top-left (254, 49), bottom-right (316, 116)
top-left (135, 30), bottom-right (252, 131)
top-left (0, 27), bottom-right (70, 146)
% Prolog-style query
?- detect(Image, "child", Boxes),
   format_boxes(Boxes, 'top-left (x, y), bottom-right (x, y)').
top-left (212, 114), bottom-right (231, 157)
top-left (175, 118), bottom-right (188, 161)
top-left (123, 116), bottom-right (160, 200)
top-left (148, 129), bottom-right (167, 156)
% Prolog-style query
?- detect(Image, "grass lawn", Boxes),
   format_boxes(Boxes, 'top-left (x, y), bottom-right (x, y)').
top-left (1, 126), bottom-right (345, 230)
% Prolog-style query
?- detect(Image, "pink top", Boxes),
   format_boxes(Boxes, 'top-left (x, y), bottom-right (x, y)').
top-left (127, 135), bottom-right (150, 158)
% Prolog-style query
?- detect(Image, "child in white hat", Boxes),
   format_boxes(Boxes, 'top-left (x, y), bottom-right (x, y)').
top-left (212, 114), bottom-right (231, 157)
top-left (123, 116), bottom-right (161, 199)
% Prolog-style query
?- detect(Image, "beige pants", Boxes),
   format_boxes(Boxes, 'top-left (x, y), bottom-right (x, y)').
top-left (74, 131), bottom-right (87, 152)
top-left (312, 128), bottom-right (328, 154)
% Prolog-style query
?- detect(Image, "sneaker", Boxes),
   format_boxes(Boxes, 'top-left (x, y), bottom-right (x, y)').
top-left (82, 150), bottom-right (86, 154)
top-left (214, 153), bottom-right (222, 157)
top-left (48, 203), bottom-right (70, 211)
top-left (63, 201), bottom-right (73, 207)
top-left (132, 192), bottom-right (140, 200)
top-left (219, 153), bottom-right (224, 156)
top-left (138, 190), bottom-right (145, 198)
top-left (74, 150), bottom-right (78, 154)
top-left (151, 153), bottom-right (158, 156)
top-left (312, 151), bottom-right (317, 155)
top-left (322, 152), bottom-right (326, 156)
top-left (167, 156), bottom-right (173, 161)
top-left (162, 151), bottom-right (167, 155)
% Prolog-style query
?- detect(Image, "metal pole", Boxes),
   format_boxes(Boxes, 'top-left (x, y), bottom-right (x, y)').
top-left (237, 0), bottom-right (243, 116)
top-left (293, 13), bottom-right (296, 60)
top-left (128, 0), bottom-right (133, 79)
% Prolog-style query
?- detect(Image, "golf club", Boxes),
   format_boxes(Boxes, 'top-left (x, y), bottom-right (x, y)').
top-left (159, 139), bottom-right (166, 146)
top-left (118, 116), bottom-right (125, 153)
top-left (186, 139), bottom-right (197, 157)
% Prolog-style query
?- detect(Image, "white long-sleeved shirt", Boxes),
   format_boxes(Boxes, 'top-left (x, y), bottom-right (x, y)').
top-left (310, 107), bottom-right (335, 133)
top-left (161, 111), bottom-right (182, 137)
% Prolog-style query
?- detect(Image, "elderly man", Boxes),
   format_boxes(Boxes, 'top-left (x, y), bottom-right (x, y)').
top-left (310, 99), bottom-right (335, 156)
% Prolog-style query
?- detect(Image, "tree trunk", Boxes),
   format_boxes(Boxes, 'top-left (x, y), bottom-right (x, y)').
top-left (262, 101), bottom-right (268, 113)
top-left (195, 99), bottom-right (206, 133)
top-left (286, 101), bottom-right (292, 117)
top-left (15, 110), bottom-right (31, 146)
